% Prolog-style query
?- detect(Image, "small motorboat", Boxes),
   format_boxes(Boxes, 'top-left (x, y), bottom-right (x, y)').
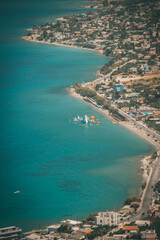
top-left (14, 191), bottom-right (20, 195)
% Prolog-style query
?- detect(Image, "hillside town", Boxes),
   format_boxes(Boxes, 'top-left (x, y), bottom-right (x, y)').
top-left (24, 0), bottom-right (160, 78)
top-left (24, 0), bottom-right (160, 136)
top-left (8, 0), bottom-right (160, 239)
top-left (1, 180), bottom-right (160, 239)
top-left (73, 75), bottom-right (160, 137)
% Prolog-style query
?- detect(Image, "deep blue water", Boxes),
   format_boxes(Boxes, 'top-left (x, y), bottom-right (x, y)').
top-left (0, 0), bottom-right (154, 231)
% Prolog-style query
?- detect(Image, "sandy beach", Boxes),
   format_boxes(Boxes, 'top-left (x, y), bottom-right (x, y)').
top-left (22, 36), bottom-right (102, 53)
top-left (69, 87), bottom-right (160, 150)
top-left (24, 31), bottom-right (160, 220)
top-left (69, 86), bottom-right (160, 214)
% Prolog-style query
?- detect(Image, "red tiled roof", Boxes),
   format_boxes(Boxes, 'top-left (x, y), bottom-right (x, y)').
top-left (78, 229), bottom-right (94, 234)
top-left (123, 226), bottom-right (139, 231)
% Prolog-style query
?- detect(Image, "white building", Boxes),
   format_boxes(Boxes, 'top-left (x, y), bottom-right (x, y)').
top-left (47, 224), bottom-right (61, 233)
top-left (135, 220), bottom-right (150, 226)
top-left (0, 226), bottom-right (22, 240)
top-left (141, 230), bottom-right (157, 240)
top-left (26, 233), bottom-right (48, 240)
top-left (95, 211), bottom-right (121, 226)
top-left (60, 219), bottom-right (82, 226)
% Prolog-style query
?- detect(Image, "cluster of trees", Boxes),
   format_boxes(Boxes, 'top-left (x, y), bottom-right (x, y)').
top-left (123, 196), bottom-right (141, 205)
top-left (86, 213), bottom-right (98, 222)
top-left (154, 180), bottom-right (160, 194)
top-left (132, 79), bottom-right (160, 110)
top-left (103, 48), bottom-right (113, 57)
top-left (100, 58), bottom-right (115, 74)
top-left (145, 119), bottom-right (160, 133)
top-left (57, 225), bottom-right (72, 234)
top-left (118, 102), bottom-right (129, 109)
top-left (118, 99), bottom-right (141, 111)
top-left (152, 151), bottom-right (157, 160)
top-left (73, 83), bottom-right (117, 114)
top-left (56, 212), bottom-right (116, 240)
top-left (76, 42), bottom-right (96, 49)
top-left (87, 225), bottom-right (115, 240)
top-left (141, 182), bottom-right (146, 190)
top-left (95, 83), bottom-right (105, 91)
top-left (113, 63), bottom-right (138, 76)
top-left (111, 228), bottom-right (125, 235)
top-left (74, 82), bottom-right (97, 98)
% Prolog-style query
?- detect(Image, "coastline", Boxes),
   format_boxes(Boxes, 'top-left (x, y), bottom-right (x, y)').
top-left (23, 31), bottom-right (160, 229)
top-left (1, 0), bottom-right (160, 234)
top-left (21, 0), bottom-right (160, 230)
top-left (22, 35), bottom-right (160, 149)
top-left (69, 87), bottom-right (159, 150)
top-left (22, 36), bottom-right (103, 54)
top-left (69, 87), bottom-right (160, 212)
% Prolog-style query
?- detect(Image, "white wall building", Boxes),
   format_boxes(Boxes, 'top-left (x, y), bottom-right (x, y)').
top-left (95, 211), bottom-right (121, 226)
top-left (60, 219), bottom-right (82, 226)
top-left (26, 233), bottom-right (48, 240)
top-left (47, 224), bottom-right (61, 233)
top-left (0, 226), bottom-right (22, 240)
top-left (135, 220), bottom-right (150, 226)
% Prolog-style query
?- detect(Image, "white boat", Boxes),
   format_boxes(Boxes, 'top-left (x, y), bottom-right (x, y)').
top-left (14, 191), bottom-right (20, 194)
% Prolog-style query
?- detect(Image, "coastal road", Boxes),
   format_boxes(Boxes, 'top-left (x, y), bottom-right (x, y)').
top-left (83, 60), bottom-right (134, 87)
top-left (118, 108), bottom-right (160, 143)
top-left (111, 108), bottom-right (160, 220)
top-left (84, 71), bottom-right (160, 143)
top-left (134, 152), bottom-right (160, 220)
top-left (81, 81), bottom-right (160, 222)
top-left (80, 85), bottom-right (160, 222)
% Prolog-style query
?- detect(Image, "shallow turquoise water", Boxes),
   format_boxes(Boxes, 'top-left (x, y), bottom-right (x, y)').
top-left (0, 0), bottom-right (154, 231)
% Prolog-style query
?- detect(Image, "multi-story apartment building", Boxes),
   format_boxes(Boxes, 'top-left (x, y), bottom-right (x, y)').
top-left (95, 211), bottom-right (121, 226)
top-left (0, 226), bottom-right (22, 240)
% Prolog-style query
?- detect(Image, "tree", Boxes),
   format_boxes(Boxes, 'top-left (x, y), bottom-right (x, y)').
top-left (109, 108), bottom-right (118, 114)
top-left (26, 32), bottom-right (32, 36)
top-left (86, 213), bottom-right (97, 222)
top-left (87, 225), bottom-right (112, 240)
top-left (124, 196), bottom-right (140, 205)
top-left (57, 225), bottom-right (72, 234)
top-left (154, 180), bottom-right (160, 193)
top-left (103, 101), bottom-right (111, 110)
top-left (96, 96), bottom-right (105, 106)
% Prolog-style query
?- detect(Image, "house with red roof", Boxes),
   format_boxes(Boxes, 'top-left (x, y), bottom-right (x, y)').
top-left (123, 225), bottom-right (139, 235)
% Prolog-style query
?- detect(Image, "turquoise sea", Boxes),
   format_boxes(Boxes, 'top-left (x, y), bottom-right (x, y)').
top-left (0, 0), bottom-right (154, 231)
